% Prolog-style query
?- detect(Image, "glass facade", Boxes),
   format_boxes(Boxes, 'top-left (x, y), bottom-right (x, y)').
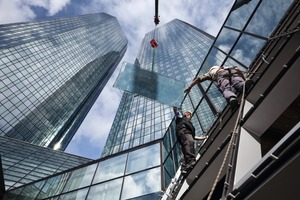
top-left (161, 0), bottom-right (295, 191)
top-left (0, 136), bottom-right (92, 190)
top-left (114, 62), bottom-right (186, 107)
top-left (3, 143), bottom-right (161, 200)
top-left (0, 13), bottom-right (128, 150)
top-left (102, 19), bottom-right (215, 157)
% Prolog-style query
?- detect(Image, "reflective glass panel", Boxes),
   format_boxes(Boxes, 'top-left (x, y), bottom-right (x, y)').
top-left (245, 0), bottom-right (294, 37)
top-left (162, 129), bottom-right (171, 159)
top-left (121, 167), bottom-right (161, 200)
top-left (225, 0), bottom-right (259, 29)
top-left (215, 28), bottom-right (240, 54)
top-left (93, 154), bottom-right (127, 184)
top-left (126, 143), bottom-right (160, 174)
top-left (87, 178), bottom-right (122, 200)
top-left (37, 173), bottom-right (70, 198)
top-left (230, 34), bottom-right (265, 68)
top-left (2, 187), bottom-right (23, 199)
top-left (114, 63), bottom-right (185, 107)
top-left (18, 180), bottom-right (45, 200)
top-left (59, 188), bottom-right (89, 200)
top-left (196, 97), bottom-right (216, 132)
top-left (207, 83), bottom-right (226, 113)
top-left (63, 163), bottom-right (97, 192)
top-left (164, 154), bottom-right (175, 181)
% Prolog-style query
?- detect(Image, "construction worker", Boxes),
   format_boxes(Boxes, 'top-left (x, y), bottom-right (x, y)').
top-left (173, 107), bottom-right (207, 174)
top-left (184, 66), bottom-right (254, 110)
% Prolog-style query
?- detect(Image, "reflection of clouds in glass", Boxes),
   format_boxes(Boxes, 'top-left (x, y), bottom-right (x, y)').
top-left (145, 167), bottom-right (161, 192)
top-left (231, 49), bottom-right (251, 66)
top-left (246, 0), bottom-right (293, 37)
top-left (87, 178), bottom-right (123, 200)
top-left (218, 44), bottom-right (231, 54)
top-left (122, 168), bottom-right (161, 200)
top-left (126, 143), bottom-right (160, 174)
top-left (123, 175), bottom-right (143, 199)
top-left (93, 154), bottom-right (126, 183)
top-left (225, 0), bottom-right (258, 29)
top-left (63, 163), bottom-right (97, 192)
top-left (215, 28), bottom-right (240, 53)
top-left (231, 34), bottom-right (265, 67)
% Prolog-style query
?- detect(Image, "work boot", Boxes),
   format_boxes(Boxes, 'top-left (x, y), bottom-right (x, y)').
top-left (229, 97), bottom-right (238, 112)
top-left (245, 79), bottom-right (254, 92)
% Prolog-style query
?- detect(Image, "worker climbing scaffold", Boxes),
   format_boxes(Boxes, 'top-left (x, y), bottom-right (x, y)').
top-left (184, 66), bottom-right (254, 111)
top-left (160, 66), bottom-right (255, 199)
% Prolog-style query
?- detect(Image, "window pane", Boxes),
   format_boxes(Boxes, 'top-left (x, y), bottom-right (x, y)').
top-left (245, 0), bottom-right (294, 37)
top-left (121, 167), bottom-right (161, 200)
top-left (37, 173), bottom-right (70, 198)
top-left (215, 28), bottom-right (240, 54)
top-left (93, 154), bottom-right (127, 184)
top-left (230, 34), bottom-right (265, 67)
top-left (87, 178), bottom-right (122, 200)
top-left (59, 188), bottom-right (89, 200)
top-left (18, 180), bottom-right (45, 200)
top-left (114, 62), bottom-right (185, 107)
top-left (63, 163), bottom-right (97, 192)
top-left (126, 143), bottom-right (160, 174)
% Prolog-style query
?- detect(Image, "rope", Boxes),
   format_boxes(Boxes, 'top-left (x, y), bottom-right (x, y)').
top-left (207, 80), bottom-right (247, 200)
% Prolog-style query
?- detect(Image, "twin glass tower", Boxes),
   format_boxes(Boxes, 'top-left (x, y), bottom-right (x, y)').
top-left (1, 13), bottom-right (216, 199)
top-left (0, 13), bottom-right (127, 150)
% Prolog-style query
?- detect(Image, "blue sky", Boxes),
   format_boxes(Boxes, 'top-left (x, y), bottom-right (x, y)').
top-left (0, 0), bottom-right (233, 159)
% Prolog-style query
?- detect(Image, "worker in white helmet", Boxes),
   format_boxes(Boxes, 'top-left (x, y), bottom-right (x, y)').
top-left (184, 66), bottom-right (254, 110)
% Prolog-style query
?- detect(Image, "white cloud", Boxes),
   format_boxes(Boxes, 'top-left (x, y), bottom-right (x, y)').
top-left (49, 0), bottom-right (70, 15)
top-left (0, 0), bottom-right (36, 24)
top-left (0, 0), bottom-right (71, 24)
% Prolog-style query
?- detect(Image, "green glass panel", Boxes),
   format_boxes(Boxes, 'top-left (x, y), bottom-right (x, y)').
top-left (114, 63), bottom-right (185, 107)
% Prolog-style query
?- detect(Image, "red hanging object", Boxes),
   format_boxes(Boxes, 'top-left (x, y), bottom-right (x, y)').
top-left (150, 39), bottom-right (159, 48)
top-left (154, 18), bottom-right (160, 25)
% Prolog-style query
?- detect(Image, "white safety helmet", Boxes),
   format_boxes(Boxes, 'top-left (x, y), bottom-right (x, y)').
top-left (184, 110), bottom-right (192, 116)
top-left (209, 66), bottom-right (220, 71)
top-left (209, 66), bottom-right (220, 78)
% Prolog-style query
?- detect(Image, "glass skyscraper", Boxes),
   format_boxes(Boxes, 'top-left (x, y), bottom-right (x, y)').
top-left (0, 136), bottom-right (92, 190)
top-left (2, 18), bottom-right (215, 200)
top-left (0, 13), bottom-right (128, 150)
top-left (101, 19), bottom-right (215, 157)
top-left (2, 0), bottom-right (298, 199)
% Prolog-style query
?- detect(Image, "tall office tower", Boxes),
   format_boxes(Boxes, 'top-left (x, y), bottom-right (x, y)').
top-left (101, 19), bottom-right (215, 157)
top-left (0, 13), bottom-right (128, 150)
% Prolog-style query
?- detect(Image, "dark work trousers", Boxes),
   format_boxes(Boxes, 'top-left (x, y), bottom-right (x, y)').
top-left (178, 128), bottom-right (196, 167)
top-left (217, 70), bottom-right (245, 100)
